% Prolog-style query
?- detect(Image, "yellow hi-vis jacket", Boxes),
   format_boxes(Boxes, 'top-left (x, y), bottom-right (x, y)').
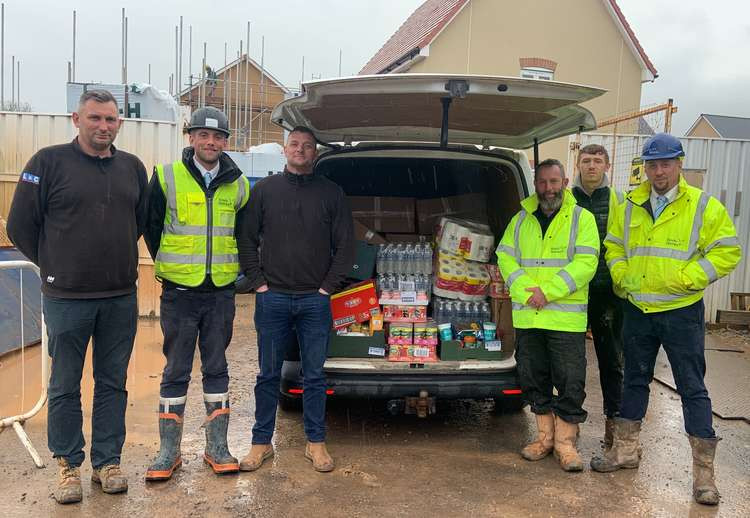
top-left (497, 190), bottom-right (599, 332)
top-left (604, 176), bottom-right (742, 313)
top-left (154, 160), bottom-right (250, 288)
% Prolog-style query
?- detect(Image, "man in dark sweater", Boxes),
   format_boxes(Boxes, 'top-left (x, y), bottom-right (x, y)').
top-left (571, 144), bottom-right (625, 450)
top-left (6, 90), bottom-right (148, 503)
top-left (238, 126), bottom-right (354, 473)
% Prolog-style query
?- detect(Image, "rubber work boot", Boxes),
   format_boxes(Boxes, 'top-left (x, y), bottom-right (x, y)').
top-left (145, 397), bottom-right (186, 481)
top-left (590, 417), bottom-right (641, 472)
top-left (688, 435), bottom-right (720, 505)
top-left (203, 393), bottom-right (239, 474)
top-left (54, 457), bottom-right (82, 504)
top-left (305, 441), bottom-right (335, 472)
top-left (239, 444), bottom-right (274, 472)
top-left (553, 415), bottom-right (583, 472)
top-left (92, 464), bottom-right (128, 494)
top-left (520, 413), bottom-right (555, 461)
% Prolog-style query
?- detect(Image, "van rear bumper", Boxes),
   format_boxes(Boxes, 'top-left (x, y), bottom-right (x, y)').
top-left (280, 360), bottom-right (522, 400)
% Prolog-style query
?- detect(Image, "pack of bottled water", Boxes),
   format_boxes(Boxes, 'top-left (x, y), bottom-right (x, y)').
top-left (432, 297), bottom-right (492, 326)
top-left (375, 241), bottom-right (433, 275)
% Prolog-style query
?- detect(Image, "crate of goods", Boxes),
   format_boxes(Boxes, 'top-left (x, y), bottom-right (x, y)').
top-left (328, 329), bottom-right (387, 359)
top-left (439, 322), bottom-right (504, 361)
top-left (330, 281), bottom-right (380, 329)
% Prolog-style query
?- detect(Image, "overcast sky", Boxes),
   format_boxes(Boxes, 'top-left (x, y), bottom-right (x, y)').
top-left (1, 0), bottom-right (748, 135)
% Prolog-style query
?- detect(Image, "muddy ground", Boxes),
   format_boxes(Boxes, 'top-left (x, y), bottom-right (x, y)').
top-left (1, 294), bottom-right (748, 517)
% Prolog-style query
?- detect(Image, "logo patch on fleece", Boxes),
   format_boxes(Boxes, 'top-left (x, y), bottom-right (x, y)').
top-left (21, 172), bottom-right (40, 184)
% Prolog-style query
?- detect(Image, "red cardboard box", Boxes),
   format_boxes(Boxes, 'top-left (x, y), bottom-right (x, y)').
top-left (330, 281), bottom-right (380, 329)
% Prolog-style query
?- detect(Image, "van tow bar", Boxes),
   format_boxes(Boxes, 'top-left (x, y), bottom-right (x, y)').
top-left (387, 391), bottom-right (436, 418)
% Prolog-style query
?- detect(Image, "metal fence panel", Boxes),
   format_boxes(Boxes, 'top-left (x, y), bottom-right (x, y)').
top-left (570, 134), bottom-right (750, 322)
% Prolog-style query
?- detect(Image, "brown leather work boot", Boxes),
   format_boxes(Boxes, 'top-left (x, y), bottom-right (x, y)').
top-left (520, 413), bottom-right (555, 461)
top-left (591, 417), bottom-right (641, 472)
top-left (305, 441), bottom-right (334, 472)
top-left (54, 458), bottom-right (82, 504)
top-left (553, 416), bottom-right (583, 472)
top-left (92, 464), bottom-right (128, 494)
top-left (239, 444), bottom-right (274, 472)
top-left (603, 417), bottom-right (615, 451)
top-left (689, 435), bottom-right (720, 505)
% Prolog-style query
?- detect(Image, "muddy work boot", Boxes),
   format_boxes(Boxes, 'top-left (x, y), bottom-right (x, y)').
top-left (305, 441), bottom-right (335, 472)
top-left (520, 413), bottom-right (555, 461)
top-left (591, 417), bottom-right (641, 472)
top-left (688, 435), bottom-right (720, 505)
top-left (146, 396), bottom-right (186, 481)
top-left (603, 417), bottom-right (615, 451)
top-left (553, 416), bottom-right (583, 472)
top-left (54, 457), bottom-right (82, 504)
top-left (92, 464), bottom-right (128, 494)
top-left (239, 444), bottom-right (274, 472)
top-left (203, 393), bottom-right (239, 474)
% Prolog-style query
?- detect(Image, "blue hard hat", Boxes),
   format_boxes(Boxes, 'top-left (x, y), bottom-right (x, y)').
top-left (641, 133), bottom-right (684, 161)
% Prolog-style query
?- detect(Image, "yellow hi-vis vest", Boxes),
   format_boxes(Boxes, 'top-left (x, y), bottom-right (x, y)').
top-left (604, 176), bottom-right (741, 313)
top-left (497, 190), bottom-right (599, 332)
top-left (154, 160), bottom-right (250, 288)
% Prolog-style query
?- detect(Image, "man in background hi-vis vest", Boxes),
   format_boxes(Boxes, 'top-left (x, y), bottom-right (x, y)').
top-left (143, 107), bottom-right (250, 481)
top-left (591, 133), bottom-right (741, 506)
top-left (498, 158), bottom-right (599, 472)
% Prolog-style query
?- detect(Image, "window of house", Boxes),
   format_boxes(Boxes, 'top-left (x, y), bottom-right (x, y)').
top-left (520, 66), bottom-right (553, 81)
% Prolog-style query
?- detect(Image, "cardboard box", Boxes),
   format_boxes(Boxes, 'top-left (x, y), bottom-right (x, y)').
top-left (330, 281), bottom-right (380, 329)
top-left (353, 220), bottom-right (387, 245)
top-left (348, 241), bottom-right (378, 281)
top-left (385, 233), bottom-right (429, 243)
top-left (417, 193), bottom-right (488, 235)
top-left (350, 196), bottom-right (416, 233)
top-left (327, 331), bottom-right (387, 358)
top-left (491, 297), bottom-right (515, 356)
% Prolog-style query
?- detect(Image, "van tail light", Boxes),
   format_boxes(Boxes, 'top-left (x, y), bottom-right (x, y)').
top-left (287, 388), bottom-right (334, 395)
top-left (502, 389), bottom-right (522, 395)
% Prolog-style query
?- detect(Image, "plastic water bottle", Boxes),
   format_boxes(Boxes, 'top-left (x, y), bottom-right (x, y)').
top-left (376, 244), bottom-right (386, 274)
top-left (423, 244), bottom-right (433, 275)
top-left (384, 244), bottom-right (395, 273)
top-left (434, 298), bottom-right (444, 324)
top-left (481, 302), bottom-right (492, 324)
top-left (404, 244), bottom-right (414, 274)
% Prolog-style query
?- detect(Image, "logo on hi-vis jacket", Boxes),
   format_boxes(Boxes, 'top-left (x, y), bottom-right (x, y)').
top-left (21, 172), bottom-right (40, 184)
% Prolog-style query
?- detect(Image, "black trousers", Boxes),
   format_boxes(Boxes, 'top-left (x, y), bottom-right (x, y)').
top-left (516, 328), bottom-right (588, 424)
top-left (588, 289), bottom-right (624, 417)
top-left (159, 287), bottom-right (236, 398)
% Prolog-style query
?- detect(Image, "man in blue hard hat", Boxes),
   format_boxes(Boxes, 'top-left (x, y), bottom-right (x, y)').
top-left (592, 133), bottom-right (742, 506)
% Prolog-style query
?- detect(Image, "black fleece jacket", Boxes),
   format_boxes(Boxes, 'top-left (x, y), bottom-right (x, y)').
top-left (238, 169), bottom-right (354, 295)
top-left (143, 147), bottom-right (247, 291)
top-left (6, 138), bottom-right (148, 298)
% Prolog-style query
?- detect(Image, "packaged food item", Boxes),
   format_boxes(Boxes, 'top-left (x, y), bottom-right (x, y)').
top-left (438, 322), bottom-right (453, 341)
top-left (387, 323), bottom-right (414, 345)
top-left (382, 304), bottom-right (427, 323)
top-left (388, 343), bottom-right (438, 363)
top-left (413, 320), bottom-right (438, 346)
top-left (370, 313), bottom-right (384, 332)
top-left (482, 322), bottom-right (497, 341)
top-left (330, 281), bottom-right (380, 329)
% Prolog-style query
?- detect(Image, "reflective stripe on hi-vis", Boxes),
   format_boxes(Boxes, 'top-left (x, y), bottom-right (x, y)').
top-left (512, 302), bottom-right (588, 313)
top-left (513, 211), bottom-right (527, 259)
top-left (575, 246), bottom-right (599, 256)
top-left (506, 268), bottom-right (526, 287)
top-left (156, 252), bottom-right (237, 264)
top-left (704, 236), bottom-right (740, 253)
top-left (608, 257), bottom-right (627, 269)
top-left (165, 224), bottom-right (234, 237)
top-left (623, 192), bottom-right (710, 261)
top-left (496, 244), bottom-right (516, 256)
top-left (605, 233), bottom-right (624, 246)
top-left (163, 163), bottom-right (180, 228)
top-left (567, 206), bottom-right (584, 261)
top-left (235, 178), bottom-right (246, 210)
top-left (616, 191), bottom-right (624, 203)
top-left (698, 258), bottom-right (718, 283)
top-left (519, 258), bottom-right (570, 267)
top-left (557, 270), bottom-right (577, 294)
top-left (631, 292), bottom-right (684, 302)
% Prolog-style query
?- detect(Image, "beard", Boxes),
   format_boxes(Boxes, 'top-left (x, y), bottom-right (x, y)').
top-left (538, 189), bottom-right (564, 213)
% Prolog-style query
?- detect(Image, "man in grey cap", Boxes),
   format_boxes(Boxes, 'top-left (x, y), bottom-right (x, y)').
top-left (143, 107), bottom-right (250, 480)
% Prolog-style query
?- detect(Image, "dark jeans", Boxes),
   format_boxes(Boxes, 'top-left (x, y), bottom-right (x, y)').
top-left (43, 293), bottom-right (137, 469)
top-left (588, 289), bottom-right (624, 417)
top-left (159, 288), bottom-right (236, 398)
top-left (516, 328), bottom-right (588, 424)
top-left (620, 300), bottom-right (714, 438)
top-left (252, 290), bottom-right (331, 444)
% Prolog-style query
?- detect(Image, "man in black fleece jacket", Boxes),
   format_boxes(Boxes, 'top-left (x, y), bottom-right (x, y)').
top-left (237, 126), bottom-right (354, 473)
top-left (7, 90), bottom-right (147, 503)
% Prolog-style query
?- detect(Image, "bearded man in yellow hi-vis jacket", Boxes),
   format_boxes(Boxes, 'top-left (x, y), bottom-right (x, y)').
top-left (497, 158), bottom-right (599, 472)
top-left (591, 133), bottom-right (741, 507)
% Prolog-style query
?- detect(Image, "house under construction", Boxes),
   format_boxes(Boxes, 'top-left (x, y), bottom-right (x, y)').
top-left (179, 54), bottom-right (291, 151)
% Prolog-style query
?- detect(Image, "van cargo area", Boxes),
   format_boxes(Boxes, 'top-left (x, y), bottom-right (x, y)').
top-left (280, 145), bottom-right (529, 410)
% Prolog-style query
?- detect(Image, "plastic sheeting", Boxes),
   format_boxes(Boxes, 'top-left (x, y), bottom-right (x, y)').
top-left (0, 249), bottom-right (42, 355)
